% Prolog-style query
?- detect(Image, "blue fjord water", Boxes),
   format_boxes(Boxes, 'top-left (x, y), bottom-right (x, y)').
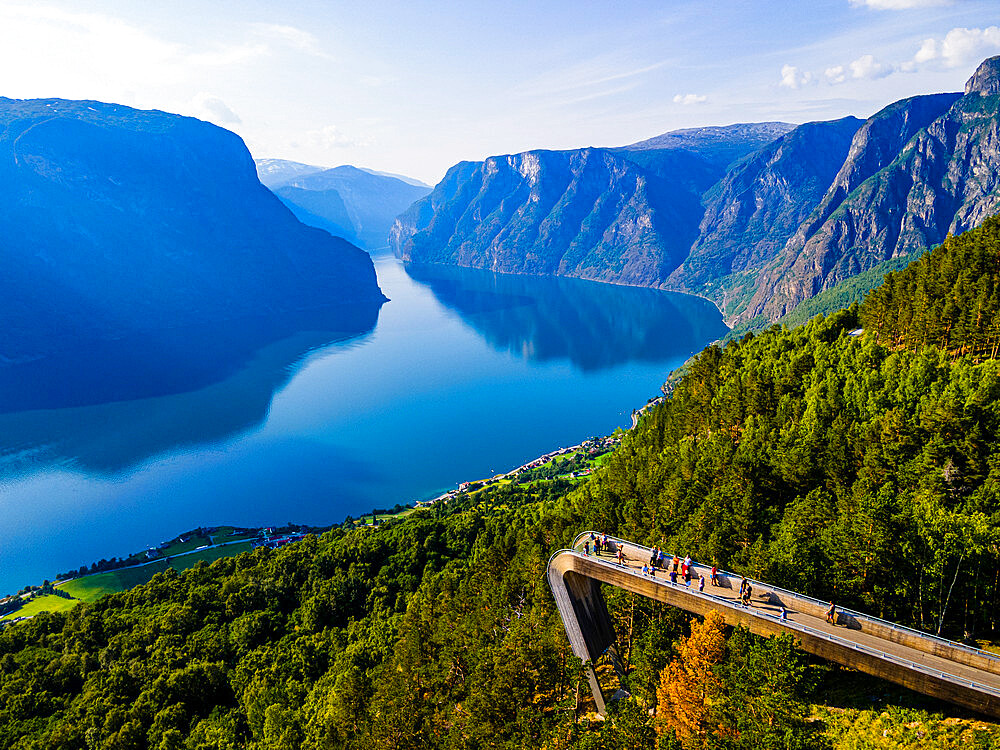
top-left (0, 258), bottom-right (727, 592)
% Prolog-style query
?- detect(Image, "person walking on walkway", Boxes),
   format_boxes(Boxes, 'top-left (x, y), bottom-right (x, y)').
top-left (669, 569), bottom-right (677, 585)
top-left (642, 563), bottom-right (649, 576)
top-left (742, 581), bottom-right (753, 606)
top-left (710, 565), bottom-right (719, 586)
top-left (672, 554), bottom-right (680, 574)
top-left (698, 574), bottom-right (705, 592)
top-left (826, 602), bottom-right (837, 625)
top-left (584, 541), bottom-right (590, 556)
top-left (616, 548), bottom-right (624, 566)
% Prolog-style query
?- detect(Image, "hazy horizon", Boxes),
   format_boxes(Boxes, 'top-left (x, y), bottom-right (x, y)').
top-left (1, 1), bottom-right (998, 184)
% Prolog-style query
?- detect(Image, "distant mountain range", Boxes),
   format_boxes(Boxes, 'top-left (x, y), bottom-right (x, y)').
top-left (256, 159), bottom-right (430, 252)
top-left (392, 56), bottom-right (1000, 326)
top-left (0, 99), bottom-right (385, 383)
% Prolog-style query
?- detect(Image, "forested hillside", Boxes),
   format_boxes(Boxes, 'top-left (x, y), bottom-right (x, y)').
top-left (4, 223), bottom-right (1000, 748)
top-left (861, 214), bottom-right (1000, 359)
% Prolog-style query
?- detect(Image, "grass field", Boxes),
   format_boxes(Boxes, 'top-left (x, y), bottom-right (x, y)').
top-left (1, 594), bottom-right (80, 620)
top-left (4, 541), bottom-right (257, 621)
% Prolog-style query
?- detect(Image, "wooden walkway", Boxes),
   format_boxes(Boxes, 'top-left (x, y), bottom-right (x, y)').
top-left (547, 532), bottom-right (1000, 718)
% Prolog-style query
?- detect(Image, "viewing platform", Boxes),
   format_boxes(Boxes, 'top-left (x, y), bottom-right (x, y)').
top-left (547, 532), bottom-right (1000, 718)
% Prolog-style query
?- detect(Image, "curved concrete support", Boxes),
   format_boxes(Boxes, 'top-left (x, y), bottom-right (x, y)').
top-left (548, 534), bottom-right (1000, 719)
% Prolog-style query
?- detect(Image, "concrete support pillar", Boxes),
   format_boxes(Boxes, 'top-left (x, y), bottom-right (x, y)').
top-left (547, 557), bottom-right (618, 715)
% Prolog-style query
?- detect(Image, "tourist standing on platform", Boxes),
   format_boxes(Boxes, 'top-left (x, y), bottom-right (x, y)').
top-left (698, 574), bottom-right (705, 592)
top-left (710, 565), bottom-right (719, 586)
top-left (669, 569), bottom-right (677, 585)
top-left (826, 602), bottom-right (836, 625)
top-left (672, 554), bottom-right (680, 573)
top-left (616, 548), bottom-right (624, 566)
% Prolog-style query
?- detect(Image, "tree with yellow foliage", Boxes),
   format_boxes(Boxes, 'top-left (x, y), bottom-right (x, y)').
top-left (656, 609), bottom-right (726, 744)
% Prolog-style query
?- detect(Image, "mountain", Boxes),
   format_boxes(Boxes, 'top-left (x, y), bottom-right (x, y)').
top-left (618, 121), bottom-right (795, 168)
top-left (392, 57), bottom-right (1000, 327)
top-left (388, 123), bottom-right (807, 292)
top-left (391, 147), bottom-right (712, 287)
top-left (0, 98), bottom-right (385, 371)
top-left (254, 157), bottom-right (325, 187)
top-left (742, 60), bottom-right (1000, 323)
top-left (355, 166), bottom-right (430, 188)
top-left (671, 117), bottom-right (863, 313)
top-left (257, 160), bottom-right (431, 251)
top-left (388, 125), bottom-right (799, 285)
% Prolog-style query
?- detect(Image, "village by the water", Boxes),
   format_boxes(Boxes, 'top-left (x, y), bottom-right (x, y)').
top-left (0, 433), bottom-right (621, 625)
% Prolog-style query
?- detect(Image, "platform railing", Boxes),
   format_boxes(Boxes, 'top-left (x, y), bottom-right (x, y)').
top-left (552, 545), bottom-right (1000, 698)
top-left (564, 531), bottom-right (1000, 677)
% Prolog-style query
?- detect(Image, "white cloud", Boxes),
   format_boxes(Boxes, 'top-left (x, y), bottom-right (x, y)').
top-left (672, 93), bottom-right (707, 105)
top-left (848, 0), bottom-right (950, 8)
top-left (779, 65), bottom-right (813, 89)
top-left (913, 38), bottom-right (939, 64)
top-left (905, 26), bottom-right (1000, 69)
top-left (306, 124), bottom-right (372, 150)
top-left (825, 65), bottom-right (847, 84)
top-left (849, 54), bottom-right (893, 79)
top-left (250, 23), bottom-right (331, 58)
top-left (939, 26), bottom-right (1000, 67)
top-left (183, 93), bottom-right (241, 125)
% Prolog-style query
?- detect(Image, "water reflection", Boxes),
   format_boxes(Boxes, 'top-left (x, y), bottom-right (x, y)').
top-left (403, 263), bottom-right (728, 371)
top-left (0, 306), bottom-right (380, 473)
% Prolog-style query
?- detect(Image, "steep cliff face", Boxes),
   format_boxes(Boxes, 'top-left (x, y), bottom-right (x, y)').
top-left (390, 125), bottom-right (801, 288)
top-left (670, 117), bottom-right (863, 310)
top-left (0, 99), bottom-right (385, 365)
top-left (743, 59), bottom-right (1000, 322)
top-left (391, 148), bottom-right (709, 287)
top-left (392, 58), bottom-right (1000, 326)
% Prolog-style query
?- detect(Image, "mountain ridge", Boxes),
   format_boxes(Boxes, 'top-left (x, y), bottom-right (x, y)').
top-left (256, 159), bottom-right (431, 251)
top-left (391, 57), bottom-right (1000, 327)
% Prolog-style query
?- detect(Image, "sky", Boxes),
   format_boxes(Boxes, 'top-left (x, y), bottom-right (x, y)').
top-left (0, 0), bottom-right (998, 184)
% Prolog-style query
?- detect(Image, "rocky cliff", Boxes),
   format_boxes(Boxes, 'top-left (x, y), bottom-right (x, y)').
top-left (0, 99), bottom-right (386, 366)
top-left (391, 124), bottom-right (793, 288)
top-left (391, 147), bottom-right (710, 287)
top-left (392, 57), bottom-right (1000, 327)
top-left (743, 58), bottom-right (1000, 323)
top-left (672, 117), bottom-right (863, 313)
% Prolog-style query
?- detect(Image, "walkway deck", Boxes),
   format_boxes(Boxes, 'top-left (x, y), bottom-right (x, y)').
top-left (547, 532), bottom-right (1000, 718)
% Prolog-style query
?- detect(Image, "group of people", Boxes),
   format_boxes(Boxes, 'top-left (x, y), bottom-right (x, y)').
top-left (578, 535), bottom-right (852, 628)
